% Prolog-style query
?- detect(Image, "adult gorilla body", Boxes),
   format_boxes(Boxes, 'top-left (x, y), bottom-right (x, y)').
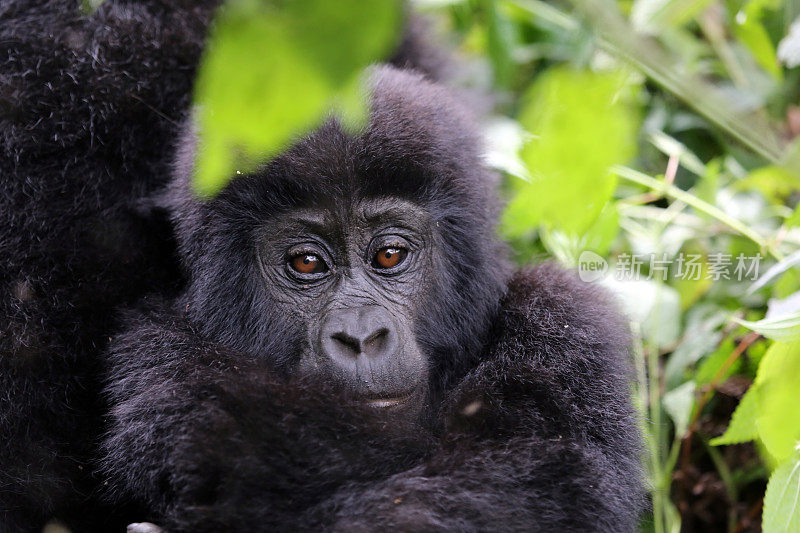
top-left (0, 1), bottom-right (643, 531)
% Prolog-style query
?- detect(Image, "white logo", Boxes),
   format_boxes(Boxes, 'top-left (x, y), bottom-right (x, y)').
top-left (578, 251), bottom-right (608, 283)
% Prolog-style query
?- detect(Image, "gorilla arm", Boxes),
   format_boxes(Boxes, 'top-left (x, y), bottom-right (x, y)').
top-left (103, 264), bottom-right (642, 532)
top-left (101, 300), bottom-right (430, 532)
top-left (308, 263), bottom-right (644, 532)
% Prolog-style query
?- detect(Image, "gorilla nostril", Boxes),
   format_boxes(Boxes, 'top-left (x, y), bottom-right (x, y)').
top-left (330, 332), bottom-right (361, 357)
top-left (362, 328), bottom-right (389, 356)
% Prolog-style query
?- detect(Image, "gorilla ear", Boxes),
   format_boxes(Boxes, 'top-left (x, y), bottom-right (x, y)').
top-left (129, 120), bottom-right (200, 225)
top-left (130, 194), bottom-right (170, 221)
top-left (159, 117), bottom-right (208, 267)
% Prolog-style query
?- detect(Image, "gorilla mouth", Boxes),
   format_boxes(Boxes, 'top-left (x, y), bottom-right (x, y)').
top-left (366, 395), bottom-right (413, 408)
top-left (364, 390), bottom-right (418, 409)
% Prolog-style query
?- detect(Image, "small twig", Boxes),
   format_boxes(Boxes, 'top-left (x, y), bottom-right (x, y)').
top-left (664, 154), bottom-right (679, 185)
top-left (731, 497), bottom-right (763, 533)
top-left (679, 331), bottom-right (761, 470)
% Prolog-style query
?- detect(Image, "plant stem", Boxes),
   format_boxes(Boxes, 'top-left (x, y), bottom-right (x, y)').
top-left (612, 165), bottom-right (784, 260)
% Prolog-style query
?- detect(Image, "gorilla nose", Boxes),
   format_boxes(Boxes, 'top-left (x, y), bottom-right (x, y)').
top-left (321, 306), bottom-right (398, 363)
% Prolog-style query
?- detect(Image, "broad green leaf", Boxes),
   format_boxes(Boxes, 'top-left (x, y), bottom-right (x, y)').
top-left (503, 67), bottom-right (641, 237)
top-left (711, 383), bottom-right (759, 446)
top-left (755, 341), bottom-right (800, 461)
top-left (665, 304), bottom-right (726, 387)
top-left (786, 204), bottom-right (800, 228)
top-left (663, 381), bottom-right (696, 438)
top-left (485, 0), bottom-right (517, 88)
top-left (579, 203), bottom-right (620, 256)
top-left (733, 12), bottom-right (783, 80)
top-left (747, 250), bottom-right (800, 294)
top-left (695, 338), bottom-right (742, 385)
top-left (774, 270), bottom-right (800, 301)
top-left (733, 312), bottom-right (800, 341)
top-left (192, 0), bottom-right (402, 197)
top-left (762, 448), bottom-right (800, 533)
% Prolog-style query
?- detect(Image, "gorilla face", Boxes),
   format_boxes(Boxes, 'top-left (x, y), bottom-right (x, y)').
top-left (254, 196), bottom-right (433, 414)
top-left (169, 67), bottom-right (508, 425)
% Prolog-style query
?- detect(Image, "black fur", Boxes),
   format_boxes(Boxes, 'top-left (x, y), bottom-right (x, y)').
top-left (1, 1), bottom-right (219, 529)
top-left (1, 1), bottom-right (643, 531)
top-left (102, 65), bottom-right (643, 531)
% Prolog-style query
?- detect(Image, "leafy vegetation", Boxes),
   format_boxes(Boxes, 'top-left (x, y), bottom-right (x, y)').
top-left (193, 0), bottom-right (402, 196)
top-left (195, 0), bottom-right (800, 530)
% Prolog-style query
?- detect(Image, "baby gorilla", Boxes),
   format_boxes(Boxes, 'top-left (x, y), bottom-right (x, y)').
top-left (103, 67), bottom-right (643, 531)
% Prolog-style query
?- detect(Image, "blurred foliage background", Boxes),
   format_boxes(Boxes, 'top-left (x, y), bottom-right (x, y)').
top-left (194, 0), bottom-right (800, 530)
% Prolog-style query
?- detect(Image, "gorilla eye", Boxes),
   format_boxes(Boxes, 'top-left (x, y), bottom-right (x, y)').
top-left (373, 247), bottom-right (407, 269)
top-left (290, 253), bottom-right (327, 275)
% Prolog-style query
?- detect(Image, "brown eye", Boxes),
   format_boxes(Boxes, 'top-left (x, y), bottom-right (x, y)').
top-left (373, 247), bottom-right (407, 269)
top-left (290, 253), bottom-right (327, 275)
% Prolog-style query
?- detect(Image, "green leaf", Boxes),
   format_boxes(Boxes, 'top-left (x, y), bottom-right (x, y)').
top-left (762, 449), bottom-right (800, 533)
top-left (192, 0), bottom-right (402, 197)
top-left (747, 250), bottom-right (800, 295)
top-left (733, 13), bottom-right (783, 81)
top-left (503, 66), bottom-right (641, 237)
top-left (711, 384), bottom-right (759, 446)
top-left (663, 381), bottom-right (696, 438)
top-left (579, 203), bottom-right (620, 256)
top-left (695, 338), bottom-right (741, 385)
top-left (485, 0), bottom-right (517, 88)
top-left (665, 304), bottom-right (725, 387)
top-left (786, 204), bottom-right (800, 228)
top-left (736, 166), bottom-right (799, 204)
top-left (733, 312), bottom-right (800, 341)
top-left (755, 341), bottom-right (800, 461)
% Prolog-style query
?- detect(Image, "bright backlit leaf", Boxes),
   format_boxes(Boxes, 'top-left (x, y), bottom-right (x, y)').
top-left (733, 8), bottom-right (782, 81)
top-left (711, 384), bottom-right (759, 446)
top-left (733, 312), bottom-right (800, 341)
top-left (193, 0), bottom-right (402, 197)
top-left (755, 341), bottom-right (800, 461)
top-left (762, 448), bottom-right (800, 533)
top-left (503, 66), bottom-right (641, 238)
